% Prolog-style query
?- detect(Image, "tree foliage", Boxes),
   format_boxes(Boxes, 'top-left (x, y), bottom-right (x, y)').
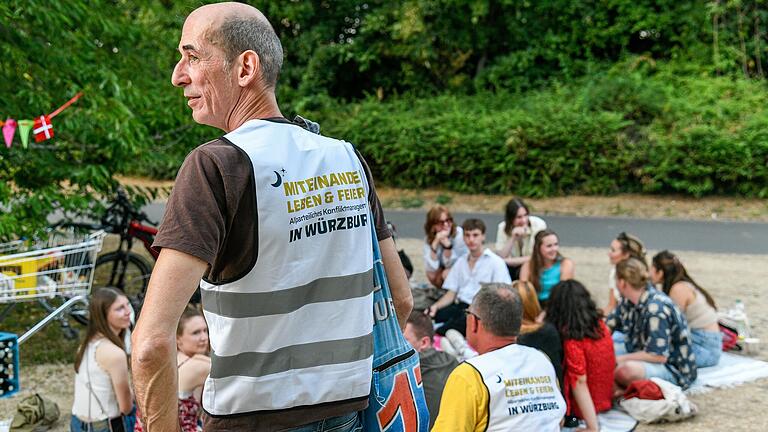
top-left (0, 0), bottom-right (216, 238)
top-left (1, 1), bottom-right (768, 238)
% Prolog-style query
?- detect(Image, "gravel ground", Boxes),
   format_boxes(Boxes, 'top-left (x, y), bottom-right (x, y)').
top-left (2, 239), bottom-right (766, 431)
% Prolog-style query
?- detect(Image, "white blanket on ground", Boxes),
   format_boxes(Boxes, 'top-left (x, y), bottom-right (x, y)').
top-left (565, 353), bottom-right (768, 431)
top-left (687, 352), bottom-right (768, 394)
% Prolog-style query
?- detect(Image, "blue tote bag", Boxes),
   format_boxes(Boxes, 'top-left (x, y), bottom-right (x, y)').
top-left (363, 220), bottom-right (430, 431)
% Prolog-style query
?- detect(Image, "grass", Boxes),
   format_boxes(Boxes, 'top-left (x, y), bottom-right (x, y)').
top-left (1, 302), bottom-right (82, 366)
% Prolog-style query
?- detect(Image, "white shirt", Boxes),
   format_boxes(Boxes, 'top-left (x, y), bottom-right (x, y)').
top-left (443, 248), bottom-right (511, 305)
top-left (494, 215), bottom-right (547, 258)
top-left (423, 226), bottom-right (468, 272)
top-left (72, 340), bottom-right (121, 421)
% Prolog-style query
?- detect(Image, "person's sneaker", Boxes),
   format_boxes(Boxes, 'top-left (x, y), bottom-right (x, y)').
top-left (445, 329), bottom-right (477, 361)
top-left (440, 335), bottom-right (460, 359)
top-left (563, 415), bottom-right (581, 428)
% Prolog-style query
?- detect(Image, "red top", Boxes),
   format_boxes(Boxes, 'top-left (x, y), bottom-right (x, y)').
top-left (563, 320), bottom-right (616, 419)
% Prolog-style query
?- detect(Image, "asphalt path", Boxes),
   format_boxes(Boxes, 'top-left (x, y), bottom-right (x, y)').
top-left (142, 203), bottom-right (768, 255)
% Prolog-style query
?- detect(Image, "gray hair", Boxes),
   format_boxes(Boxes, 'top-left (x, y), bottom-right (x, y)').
top-left (212, 16), bottom-right (284, 88)
top-left (472, 283), bottom-right (522, 337)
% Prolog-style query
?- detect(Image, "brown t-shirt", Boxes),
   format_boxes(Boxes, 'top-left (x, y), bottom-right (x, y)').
top-left (153, 120), bottom-right (390, 430)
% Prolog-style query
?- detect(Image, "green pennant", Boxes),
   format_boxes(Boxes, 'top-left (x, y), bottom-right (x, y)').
top-left (17, 119), bottom-right (34, 149)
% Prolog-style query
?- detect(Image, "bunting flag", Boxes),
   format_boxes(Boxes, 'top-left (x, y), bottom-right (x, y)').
top-left (2, 119), bottom-right (16, 149)
top-left (1, 92), bottom-right (82, 148)
top-left (17, 119), bottom-right (34, 149)
top-left (33, 115), bottom-right (54, 142)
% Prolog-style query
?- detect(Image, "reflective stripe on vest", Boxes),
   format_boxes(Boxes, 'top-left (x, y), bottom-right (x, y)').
top-left (201, 119), bottom-right (375, 415)
top-left (465, 344), bottom-right (565, 432)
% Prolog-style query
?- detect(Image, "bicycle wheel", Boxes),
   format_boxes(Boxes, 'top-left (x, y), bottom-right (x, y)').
top-left (94, 251), bottom-right (153, 305)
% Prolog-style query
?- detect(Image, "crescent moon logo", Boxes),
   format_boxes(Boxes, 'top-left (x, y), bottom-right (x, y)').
top-left (271, 170), bottom-right (282, 188)
top-left (496, 375), bottom-right (502, 384)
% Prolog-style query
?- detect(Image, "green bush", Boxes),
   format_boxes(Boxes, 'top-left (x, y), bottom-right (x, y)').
top-left (311, 65), bottom-right (768, 198)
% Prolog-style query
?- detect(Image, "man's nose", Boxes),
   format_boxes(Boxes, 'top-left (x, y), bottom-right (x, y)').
top-left (171, 60), bottom-right (189, 87)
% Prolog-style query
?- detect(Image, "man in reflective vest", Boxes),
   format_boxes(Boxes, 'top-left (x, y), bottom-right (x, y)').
top-left (131, 3), bottom-right (413, 431)
top-left (432, 283), bottom-right (565, 432)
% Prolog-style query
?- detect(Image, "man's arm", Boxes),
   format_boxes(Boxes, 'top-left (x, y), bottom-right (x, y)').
top-left (427, 290), bottom-right (457, 317)
top-left (432, 364), bottom-right (486, 432)
top-left (616, 351), bottom-right (667, 364)
top-left (380, 237), bottom-right (412, 330)
top-left (132, 248), bottom-right (207, 431)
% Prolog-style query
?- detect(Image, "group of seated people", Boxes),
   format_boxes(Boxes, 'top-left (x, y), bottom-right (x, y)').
top-left (69, 288), bottom-right (209, 432)
top-left (67, 198), bottom-right (721, 431)
top-left (414, 199), bottom-right (723, 431)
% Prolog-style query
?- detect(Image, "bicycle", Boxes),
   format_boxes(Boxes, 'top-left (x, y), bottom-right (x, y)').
top-left (91, 189), bottom-right (159, 308)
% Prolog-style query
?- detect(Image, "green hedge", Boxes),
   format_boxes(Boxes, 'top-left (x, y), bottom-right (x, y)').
top-left (311, 66), bottom-right (768, 197)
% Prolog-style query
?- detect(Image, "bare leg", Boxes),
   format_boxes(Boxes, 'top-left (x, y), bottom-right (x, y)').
top-left (613, 361), bottom-right (647, 397)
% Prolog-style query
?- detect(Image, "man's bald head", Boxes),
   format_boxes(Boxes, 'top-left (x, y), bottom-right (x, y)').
top-left (188, 2), bottom-right (283, 89)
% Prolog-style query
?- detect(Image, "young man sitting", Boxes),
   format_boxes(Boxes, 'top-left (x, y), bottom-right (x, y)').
top-left (427, 219), bottom-right (511, 336)
top-left (403, 311), bottom-right (459, 429)
top-left (608, 257), bottom-right (697, 392)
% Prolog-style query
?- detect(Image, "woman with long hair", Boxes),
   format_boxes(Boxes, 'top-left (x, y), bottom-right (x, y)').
top-left (423, 205), bottom-right (468, 288)
top-left (519, 229), bottom-right (574, 303)
top-left (546, 280), bottom-right (615, 432)
top-left (651, 251), bottom-right (721, 367)
top-left (494, 198), bottom-right (547, 280)
top-left (604, 232), bottom-right (646, 314)
top-left (71, 288), bottom-right (135, 432)
top-left (135, 307), bottom-right (210, 432)
top-left (513, 280), bottom-right (563, 384)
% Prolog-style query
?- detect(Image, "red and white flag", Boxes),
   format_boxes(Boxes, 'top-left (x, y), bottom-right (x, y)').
top-left (33, 115), bottom-right (54, 142)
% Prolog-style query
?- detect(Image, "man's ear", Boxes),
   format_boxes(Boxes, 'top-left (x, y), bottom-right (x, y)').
top-left (237, 50), bottom-right (261, 87)
top-left (419, 336), bottom-right (432, 351)
top-left (467, 315), bottom-right (479, 334)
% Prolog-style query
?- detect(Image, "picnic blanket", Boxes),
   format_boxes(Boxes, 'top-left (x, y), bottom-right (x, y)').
top-left (565, 353), bottom-right (768, 432)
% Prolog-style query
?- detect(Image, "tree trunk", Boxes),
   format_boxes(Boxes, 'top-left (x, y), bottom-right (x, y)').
top-left (737, 3), bottom-right (749, 78)
top-left (754, 4), bottom-right (764, 78)
top-left (713, 0), bottom-right (720, 75)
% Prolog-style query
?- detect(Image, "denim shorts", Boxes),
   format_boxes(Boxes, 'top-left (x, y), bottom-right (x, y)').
top-left (614, 340), bottom-right (677, 383)
top-left (691, 328), bottom-right (723, 368)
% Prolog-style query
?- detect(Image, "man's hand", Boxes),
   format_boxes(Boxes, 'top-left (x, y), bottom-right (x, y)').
top-left (426, 304), bottom-right (439, 318)
top-left (132, 248), bottom-right (207, 432)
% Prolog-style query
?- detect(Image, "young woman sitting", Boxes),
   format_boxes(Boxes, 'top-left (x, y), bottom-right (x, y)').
top-left (519, 229), bottom-right (575, 304)
top-left (513, 280), bottom-right (563, 384)
top-left (546, 280), bottom-right (615, 432)
top-left (71, 288), bottom-right (135, 432)
top-left (422, 205), bottom-right (468, 288)
top-left (651, 250), bottom-right (722, 368)
top-left (494, 198), bottom-right (547, 280)
top-left (604, 232), bottom-right (647, 314)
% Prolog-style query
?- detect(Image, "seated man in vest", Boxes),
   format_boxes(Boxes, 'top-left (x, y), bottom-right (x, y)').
top-left (131, 3), bottom-right (413, 431)
top-left (432, 283), bottom-right (565, 432)
top-left (427, 218), bottom-right (511, 336)
top-left (403, 311), bottom-right (458, 429)
top-left (608, 257), bottom-right (697, 392)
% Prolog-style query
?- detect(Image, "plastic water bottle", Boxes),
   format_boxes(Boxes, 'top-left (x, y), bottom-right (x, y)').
top-left (732, 299), bottom-right (751, 339)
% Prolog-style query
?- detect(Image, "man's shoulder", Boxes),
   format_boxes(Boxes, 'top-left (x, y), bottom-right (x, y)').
top-left (420, 348), bottom-right (460, 369)
top-left (482, 248), bottom-right (506, 265)
top-left (646, 288), bottom-right (679, 315)
top-left (181, 137), bottom-right (252, 175)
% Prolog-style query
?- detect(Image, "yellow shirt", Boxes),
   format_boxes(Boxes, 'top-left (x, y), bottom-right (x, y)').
top-left (431, 363), bottom-right (489, 432)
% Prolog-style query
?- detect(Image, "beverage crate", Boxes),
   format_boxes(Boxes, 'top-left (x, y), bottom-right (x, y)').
top-left (0, 332), bottom-right (20, 398)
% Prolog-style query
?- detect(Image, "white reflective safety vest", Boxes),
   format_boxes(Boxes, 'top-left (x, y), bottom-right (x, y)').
top-left (200, 119), bottom-right (375, 416)
top-left (465, 344), bottom-right (565, 432)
